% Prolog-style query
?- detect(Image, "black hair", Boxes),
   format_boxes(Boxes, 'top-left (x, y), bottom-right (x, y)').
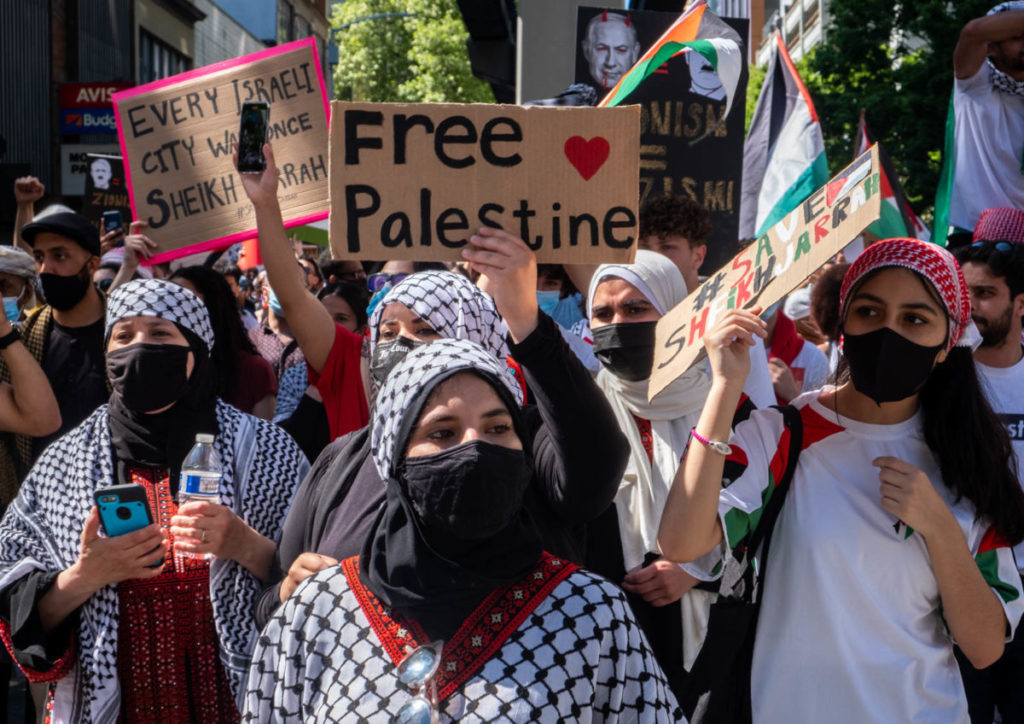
top-left (954, 240), bottom-right (1024, 326)
top-left (536, 264), bottom-right (580, 300)
top-left (214, 262), bottom-right (243, 283)
top-left (169, 265), bottom-right (258, 402)
top-left (318, 280), bottom-right (370, 330)
top-left (639, 194), bottom-right (712, 247)
top-left (841, 267), bottom-right (1024, 545)
top-left (299, 254), bottom-right (322, 283)
top-left (810, 263), bottom-right (849, 342)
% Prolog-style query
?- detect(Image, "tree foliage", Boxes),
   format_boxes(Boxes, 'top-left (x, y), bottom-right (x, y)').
top-left (331, 0), bottom-right (493, 103)
top-left (795, 0), bottom-right (993, 217)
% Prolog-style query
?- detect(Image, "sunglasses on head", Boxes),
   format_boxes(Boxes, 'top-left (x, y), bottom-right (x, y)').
top-left (971, 240), bottom-right (1016, 253)
top-left (367, 272), bottom-right (409, 293)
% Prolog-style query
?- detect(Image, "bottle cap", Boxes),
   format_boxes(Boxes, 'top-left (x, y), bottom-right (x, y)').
top-left (195, 433), bottom-right (215, 444)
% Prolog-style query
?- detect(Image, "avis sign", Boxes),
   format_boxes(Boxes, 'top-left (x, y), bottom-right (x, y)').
top-left (329, 102), bottom-right (641, 263)
top-left (649, 145), bottom-right (882, 399)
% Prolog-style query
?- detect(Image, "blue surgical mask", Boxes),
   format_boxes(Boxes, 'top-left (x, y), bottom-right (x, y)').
top-left (268, 287), bottom-right (284, 317)
top-left (366, 283), bottom-right (391, 320)
top-left (536, 290), bottom-right (561, 316)
top-left (2, 297), bottom-right (18, 324)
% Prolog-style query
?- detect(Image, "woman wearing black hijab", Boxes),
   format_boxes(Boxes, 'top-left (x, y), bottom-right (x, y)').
top-left (245, 338), bottom-right (683, 723)
top-left (0, 279), bottom-right (308, 723)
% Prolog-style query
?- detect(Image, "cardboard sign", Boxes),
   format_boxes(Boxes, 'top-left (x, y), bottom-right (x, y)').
top-left (574, 7), bottom-right (748, 273)
top-left (112, 38), bottom-right (330, 264)
top-left (328, 102), bottom-right (640, 263)
top-left (648, 145), bottom-right (882, 399)
top-left (82, 154), bottom-right (132, 232)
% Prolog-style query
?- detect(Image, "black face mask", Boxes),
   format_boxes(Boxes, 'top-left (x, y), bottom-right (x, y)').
top-left (398, 440), bottom-right (531, 540)
top-left (592, 321), bottom-right (658, 382)
top-left (106, 343), bottom-right (192, 413)
top-left (371, 337), bottom-right (426, 385)
top-left (40, 261), bottom-right (92, 312)
top-left (842, 326), bottom-right (944, 405)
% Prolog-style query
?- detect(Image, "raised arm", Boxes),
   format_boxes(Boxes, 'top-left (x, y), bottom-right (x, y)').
top-left (12, 177), bottom-right (44, 253)
top-left (0, 318), bottom-right (60, 436)
top-left (954, 9), bottom-right (1024, 79)
top-left (658, 308), bottom-right (767, 562)
top-left (236, 143), bottom-right (336, 373)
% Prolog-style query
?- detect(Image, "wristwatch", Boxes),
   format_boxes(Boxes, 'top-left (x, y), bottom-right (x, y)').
top-left (0, 327), bottom-right (20, 351)
top-left (689, 428), bottom-right (732, 456)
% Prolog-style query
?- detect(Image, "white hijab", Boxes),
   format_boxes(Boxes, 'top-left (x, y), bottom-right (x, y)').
top-left (588, 251), bottom-right (712, 572)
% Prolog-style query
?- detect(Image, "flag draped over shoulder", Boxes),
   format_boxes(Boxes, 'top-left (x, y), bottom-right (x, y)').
top-left (855, 110), bottom-right (931, 242)
top-left (598, 0), bottom-right (743, 138)
top-left (739, 31), bottom-right (828, 239)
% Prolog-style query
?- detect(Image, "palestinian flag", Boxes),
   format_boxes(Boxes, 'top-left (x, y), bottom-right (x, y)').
top-left (855, 110), bottom-right (930, 242)
top-left (932, 92), bottom-right (956, 247)
top-left (739, 31), bottom-right (828, 240)
top-left (598, 0), bottom-right (743, 142)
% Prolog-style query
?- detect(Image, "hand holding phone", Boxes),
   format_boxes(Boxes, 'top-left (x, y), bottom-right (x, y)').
top-left (237, 101), bottom-right (270, 174)
top-left (93, 484), bottom-right (164, 569)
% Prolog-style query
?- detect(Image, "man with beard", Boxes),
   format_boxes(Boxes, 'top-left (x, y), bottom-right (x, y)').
top-left (950, 2), bottom-right (1024, 235)
top-left (11, 212), bottom-right (107, 470)
top-left (953, 206), bottom-right (1024, 724)
top-left (581, 11), bottom-right (641, 92)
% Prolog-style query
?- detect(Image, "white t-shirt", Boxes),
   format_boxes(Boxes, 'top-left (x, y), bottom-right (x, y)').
top-left (789, 339), bottom-right (830, 394)
top-left (684, 390), bottom-right (1023, 723)
top-left (950, 64), bottom-right (1024, 231)
top-left (977, 353), bottom-right (1024, 572)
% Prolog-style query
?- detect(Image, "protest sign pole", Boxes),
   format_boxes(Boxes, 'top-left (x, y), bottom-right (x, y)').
top-left (648, 144), bottom-right (882, 400)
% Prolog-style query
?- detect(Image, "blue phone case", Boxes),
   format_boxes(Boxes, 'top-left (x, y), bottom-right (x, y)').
top-left (95, 489), bottom-right (152, 537)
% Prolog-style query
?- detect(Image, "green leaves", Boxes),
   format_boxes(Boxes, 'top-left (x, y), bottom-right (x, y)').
top-left (331, 0), bottom-right (494, 104)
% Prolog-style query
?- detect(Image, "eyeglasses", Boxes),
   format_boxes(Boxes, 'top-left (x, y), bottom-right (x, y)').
top-left (368, 272), bottom-right (409, 293)
top-left (394, 640), bottom-right (442, 724)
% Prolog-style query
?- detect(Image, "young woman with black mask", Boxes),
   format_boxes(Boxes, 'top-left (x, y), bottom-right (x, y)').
top-left (659, 239), bottom-right (1024, 722)
top-left (244, 338), bottom-right (682, 723)
top-left (0, 279), bottom-right (308, 722)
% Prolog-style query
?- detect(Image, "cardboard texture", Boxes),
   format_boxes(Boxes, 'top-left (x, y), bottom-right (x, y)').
top-left (111, 38), bottom-right (330, 264)
top-left (648, 145), bottom-right (882, 399)
top-left (328, 102), bottom-right (640, 263)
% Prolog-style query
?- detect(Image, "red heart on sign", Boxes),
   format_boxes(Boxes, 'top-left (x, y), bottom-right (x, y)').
top-left (564, 136), bottom-right (610, 181)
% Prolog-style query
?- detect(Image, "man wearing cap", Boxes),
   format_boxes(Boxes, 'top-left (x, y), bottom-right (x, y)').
top-left (953, 207), bottom-right (1024, 723)
top-left (9, 211), bottom-right (108, 471)
top-left (951, 3), bottom-right (1024, 235)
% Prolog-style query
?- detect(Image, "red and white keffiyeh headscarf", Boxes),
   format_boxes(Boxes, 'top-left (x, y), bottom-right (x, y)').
top-left (839, 238), bottom-right (979, 353)
top-left (973, 207), bottom-right (1024, 244)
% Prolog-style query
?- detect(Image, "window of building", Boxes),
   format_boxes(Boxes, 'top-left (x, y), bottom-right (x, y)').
top-left (139, 29), bottom-right (190, 84)
top-left (278, 1), bottom-right (294, 44)
top-left (295, 15), bottom-right (310, 40)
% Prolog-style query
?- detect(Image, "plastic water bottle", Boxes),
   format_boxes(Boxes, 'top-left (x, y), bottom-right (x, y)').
top-left (177, 434), bottom-right (222, 564)
top-left (179, 433), bottom-right (222, 505)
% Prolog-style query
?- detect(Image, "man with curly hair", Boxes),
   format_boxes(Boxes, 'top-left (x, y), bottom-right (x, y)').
top-left (638, 194), bottom-right (712, 294)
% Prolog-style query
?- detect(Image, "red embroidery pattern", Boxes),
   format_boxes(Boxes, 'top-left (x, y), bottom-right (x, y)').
top-left (343, 552), bottom-right (578, 702)
top-left (632, 414), bottom-right (654, 465)
top-left (115, 466), bottom-right (239, 724)
top-left (0, 620), bottom-right (75, 684)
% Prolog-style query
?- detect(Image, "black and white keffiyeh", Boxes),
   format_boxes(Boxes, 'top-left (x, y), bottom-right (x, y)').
top-left (243, 565), bottom-right (685, 722)
top-left (0, 401), bottom-right (309, 722)
top-left (987, 2), bottom-right (1024, 97)
top-left (106, 278), bottom-right (215, 350)
top-left (367, 271), bottom-right (508, 358)
top-left (370, 338), bottom-right (524, 480)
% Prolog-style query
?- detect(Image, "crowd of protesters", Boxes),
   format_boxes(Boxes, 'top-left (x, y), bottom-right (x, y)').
top-left (0, 4), bottom-right (1021, 723)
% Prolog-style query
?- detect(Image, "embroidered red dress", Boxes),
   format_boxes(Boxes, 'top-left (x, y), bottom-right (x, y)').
top-left (115, 466), bottom-right (239, 723)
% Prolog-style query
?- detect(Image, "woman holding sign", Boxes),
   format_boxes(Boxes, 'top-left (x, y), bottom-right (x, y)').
top-left (239, 142), bottom-right (630, 631)
top-left (659, 239), bottom-right (1024, 721)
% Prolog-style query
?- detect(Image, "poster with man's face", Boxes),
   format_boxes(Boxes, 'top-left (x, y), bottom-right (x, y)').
top-left (83, 154), bottom-right (132, 230)
top-left (574, 7), bottom-right (748, 276)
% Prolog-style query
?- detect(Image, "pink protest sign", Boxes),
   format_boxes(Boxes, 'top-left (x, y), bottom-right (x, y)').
top-left (112, 38), bottom-right (330, 263)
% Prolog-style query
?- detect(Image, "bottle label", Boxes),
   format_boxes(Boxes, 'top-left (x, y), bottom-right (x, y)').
top-left (182, 474), bottom-right (220, 496)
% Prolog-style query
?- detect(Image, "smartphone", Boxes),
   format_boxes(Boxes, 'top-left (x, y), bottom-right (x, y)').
top-left (102, 210), bottom-right (124, 247)
top-left (237, 101), bottom-right (270, 174)
top-left (94, 484), bottom-right (163, 567)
